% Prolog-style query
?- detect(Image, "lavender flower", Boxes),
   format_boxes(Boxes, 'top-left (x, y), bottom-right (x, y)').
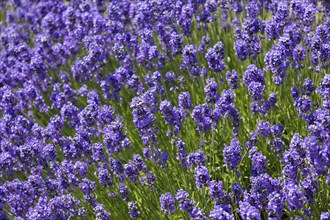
top-left (128, 201), bottom-right (140, 218)
top-left (181, 45), bottom-right (198, 71)
top-left (283, 181), bottom-right (306, 211)
top-left (194, 165), bottom-right (210, 188)
top-left (243, 65), bottom-right (265, 101)
top-left (204, 78), bottom-right (220, 103)
top-left (178, 92), bottom-right (193, 109)
top-left (321, 212), bottom-right (330, 220)
top-left (172, 138), bottom-right (188, 168)
top-left (119, 183), bottom-right (129, 201)
top-left (205, 41), bottom-right (226, 72)
top-left (94, 203), bottom-right (111, 220)
top-left (160, 100), bottom-right (181, 134)
top-left (209, 180), bottom-right (225, 202)
top-left (238, 201), bottom-right (262, 220)
top-left (257, 120), bottom-right (271, 138)
top-left (192, 104), bottom-right (213, 132)
top-left (226, 69), bottom-right (240, 89)
top-left (249, 147), bottom-right (268, 176)
top-left (223, 138), bottom-right (242, 170)
top-left (210, 205), bottom-right (234, 220)
top-left (176, 189), bottom-right (196, 214)
top-left (160, 192), bottom-right (176, 215)
top-left (187, 150), bottom-right (206, 168)
top-left (191, 207), bottom-right (206, 220)
top-left (267, 192), bottom-right (284, 219)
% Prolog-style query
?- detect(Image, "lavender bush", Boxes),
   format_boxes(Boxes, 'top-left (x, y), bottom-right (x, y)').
top-left (0, 0), bottom-right (330, 219)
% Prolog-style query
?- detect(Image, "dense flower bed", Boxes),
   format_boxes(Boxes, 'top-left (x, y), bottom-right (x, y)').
top-left (0, 0), bottom-right (330, 219)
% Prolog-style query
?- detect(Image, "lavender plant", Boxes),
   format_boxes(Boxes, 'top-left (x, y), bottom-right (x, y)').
top-left (0, 0), bottom-right (330, 219)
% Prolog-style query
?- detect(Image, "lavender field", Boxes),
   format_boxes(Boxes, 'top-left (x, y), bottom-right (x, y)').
top-left (0, 0), bottom-right (330, 219)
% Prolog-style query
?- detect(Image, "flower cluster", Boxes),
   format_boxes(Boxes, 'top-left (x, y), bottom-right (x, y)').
top-left (0, 0), bottom-right (330, 219)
